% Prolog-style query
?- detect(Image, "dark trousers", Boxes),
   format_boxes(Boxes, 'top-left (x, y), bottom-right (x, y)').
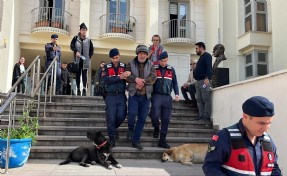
top-left (45, 61), bottom-right (61, 93)
top-left (61, 84), bottom-right (67, 95)
top-left (127, 95), bottom-right (150, 144)
top-left (104, 93), bottom-right (127, 139)
top-left (181, 84), bottom-right (196, 101)
top-left (195, 80), bottom-right (211, 119)
top-left (76, 60), bottom-right (87, 90)
top-left (150, 94), bottom-right (172, 136)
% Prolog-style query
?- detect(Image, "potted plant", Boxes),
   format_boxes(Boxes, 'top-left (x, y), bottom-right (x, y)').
top-left (0, 100), bottom-right (39, 168)
top-left (35, 11), bottom-right (49, 27)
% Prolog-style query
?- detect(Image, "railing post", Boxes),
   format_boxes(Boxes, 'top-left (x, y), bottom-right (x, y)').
top-left (37, 57), bottom-right (41, 92)
top-left (31, 64), bottom-right (36, 94)
top-left (53, 61), bottom-right (57, 96)
top-left (3, 103), bottom-right (13, 174)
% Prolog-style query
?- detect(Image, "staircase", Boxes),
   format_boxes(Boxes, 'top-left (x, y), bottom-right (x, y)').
top-left (1, 95), bottom-right (215, 161)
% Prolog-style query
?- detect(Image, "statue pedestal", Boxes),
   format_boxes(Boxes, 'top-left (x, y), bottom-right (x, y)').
top-left (211, 68), bottom-right (229, 88)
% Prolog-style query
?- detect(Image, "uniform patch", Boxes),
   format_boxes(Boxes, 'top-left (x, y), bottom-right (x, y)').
top-left (268, 153), bottom-right (272, 161)
top-left (207, 144), bottom-right (216, 152)
top-left (212, 135), bottom-right (219, 141)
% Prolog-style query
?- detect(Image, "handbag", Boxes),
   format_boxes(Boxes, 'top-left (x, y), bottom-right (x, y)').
top-left (67, 62), bottom-right (79, 73)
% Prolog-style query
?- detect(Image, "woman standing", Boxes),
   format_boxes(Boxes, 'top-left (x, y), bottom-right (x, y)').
top-left (147, 34), bottom-right (165, 65)
top-left (12, 57), bottom-right (25, 93)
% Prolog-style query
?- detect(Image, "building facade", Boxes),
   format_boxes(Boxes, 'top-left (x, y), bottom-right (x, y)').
top-left (1, 0), bottom-right (287, 93)
top-left (0, 0), bottom-right (286, 172)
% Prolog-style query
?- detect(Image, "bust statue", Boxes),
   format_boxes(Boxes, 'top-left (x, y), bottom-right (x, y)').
top-left (212, 44), bottom-right (227, 69)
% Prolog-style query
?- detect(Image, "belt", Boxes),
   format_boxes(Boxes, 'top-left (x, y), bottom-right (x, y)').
top-left (106, 92), bottom-right (125, 96)
top-left (153, 93), bottom-right (170, 96)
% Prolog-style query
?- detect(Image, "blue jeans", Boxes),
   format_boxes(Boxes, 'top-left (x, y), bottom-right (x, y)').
top-left (127, 95), bottom-right (150, 144)
top-left (104, 93), bottom-right (127, 139)
top-left (150, 94), bottom-right (172, 136)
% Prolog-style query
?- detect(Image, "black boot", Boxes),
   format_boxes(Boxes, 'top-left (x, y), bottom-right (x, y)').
top-left (82, 88), bottom-right (86, 96)
top-left (115, 131), bottom-right (119, 139)
top-left (109, 138), bottom-right (115, 148)
top-left (77, 89), bottom-right (81, 96)
top-left (158, 134), bottom-right (170, 149)
top-left (126, 131), bottom-right (133, 141)
top-left (153, 128), bottom-right (159, 138)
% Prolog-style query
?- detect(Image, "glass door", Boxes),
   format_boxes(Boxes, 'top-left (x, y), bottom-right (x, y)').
top-left (107, 0), bottom-right (129, 33)
top-left (169, 2), bottom-right (188, 38)
top-left (39, 0), bottom-right (64, 27)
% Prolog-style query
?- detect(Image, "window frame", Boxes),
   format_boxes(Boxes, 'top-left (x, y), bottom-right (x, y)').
top-left (244, 0), bottom-right (268, 32)
top-left (245, 50), bottom-right (268, 79)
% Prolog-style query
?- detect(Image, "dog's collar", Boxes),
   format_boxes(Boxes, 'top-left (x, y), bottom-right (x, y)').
top-left (93, 140), bottom-right (108, 149)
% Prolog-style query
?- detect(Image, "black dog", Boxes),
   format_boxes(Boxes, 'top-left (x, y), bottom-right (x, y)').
top-left (59, 131), bottom-right (122, 169)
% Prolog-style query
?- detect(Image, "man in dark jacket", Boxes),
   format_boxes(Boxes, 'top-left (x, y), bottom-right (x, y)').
top-left (203, 96), bottom-right (282, 176)
top-left (102, 48), bottom-right (130, 147)
top-left (94, 61), bottom-right (105, 96)
top-left (61, 62), bottom-right (70, 95)
top-left (125, 45), bottom-right (157, 150)
top-left (45, 34), bottom-right (61, 95)
top-left (193, 42), bottom-right (212, 121)
top-left (150, 51), bottom-right (179, 149)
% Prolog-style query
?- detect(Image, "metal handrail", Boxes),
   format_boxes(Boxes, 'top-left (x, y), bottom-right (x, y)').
top-left (0, 55), bottom-right (41, 174)
top-left (99, 13), bottom-right (137, 38)
top-left (0, 55), bottom-right (58, 173)
top-left (162, 19), bottom-right (196, 43)
top-left (31, 7), bottom-right (72, 34)
top-left (0, 93), bottom-right (16, 114)
top-left (32, 56), bottom-right (58, 117)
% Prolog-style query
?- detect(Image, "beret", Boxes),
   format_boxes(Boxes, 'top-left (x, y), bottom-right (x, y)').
top-left (158, 51), bottom-right (168, 61)
top-left (136, 45), bottom-right (148, 55)
top-left (51, 34), bottom-right (58, 39)
top-left (109, 48), bottom-right (120, 58)
top-left (242, 96), bottom-right (274, 117)
top-left (80, 23), bottom-right (87, 30)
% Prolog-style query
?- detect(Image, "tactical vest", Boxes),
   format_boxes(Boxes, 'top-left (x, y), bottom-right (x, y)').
top-left (104, 62), bottom-right (126, 92)
top-left (222, 125), bottom-right (275, 176)
top-left (153, 64), bottom-right (173, 95)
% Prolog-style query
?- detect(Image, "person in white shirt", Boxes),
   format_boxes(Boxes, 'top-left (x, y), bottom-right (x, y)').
top-left (181, 59), bottom-right (197, 107)
top-left (12, 57), bottom-right (26, 93)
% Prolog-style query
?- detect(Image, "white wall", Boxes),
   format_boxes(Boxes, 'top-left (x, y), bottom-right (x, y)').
top-left (270, 0), bottom-right (287, 72)
top-left (211, 70), bottom-right (287, 174)
top-left (168, 53), bottom-right (190, 99)
top-left (0, 0), bottom-right (3, 31)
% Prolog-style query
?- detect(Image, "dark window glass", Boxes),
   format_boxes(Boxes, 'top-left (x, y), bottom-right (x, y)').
top-left (246, 65), bottom-right (253, 77)
top-left (245, 0), bottom-right (250, 5)
top-left (246, 54), bottom-right (252, 64)
top-left (258, 53), bottom-right (266, 62)
top-left (257, 64), bottom-right (267, 76)
top-left (257, 13), bottom-right (266, 31)
top-left (245, 15), bottom-right (252, 32)
top-left (257, 2), bottom-right (266, 11)
top-left (245, 4), bottom-right (251, 15)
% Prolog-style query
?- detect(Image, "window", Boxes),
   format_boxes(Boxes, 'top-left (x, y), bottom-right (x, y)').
top-left (244, 0), bottom-right (267, 32)
top-left (245, 51), bottom-right (268, 78)
top-left (107, 0), bottom-right (130, 33)
top-left (169, 2), bottom-right (188, 38)
top-left (39, 0), bottom-right (65, 25)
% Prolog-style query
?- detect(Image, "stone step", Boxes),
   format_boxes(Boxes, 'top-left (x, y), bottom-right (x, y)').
top-left (35, 117), bottom-right (210, 129)
top-left (31, 110), bottom-right (198, 119)
top-left (11, 101), bottom-right (196, 114)
top-left (1, 116), bottom-right (209, 129)
top-left (30, 145), bottom-right (208, 162)
top-left (36, 126), bottom-right (214, 138)
top-left (33, 135), bottom-right (211, 147)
